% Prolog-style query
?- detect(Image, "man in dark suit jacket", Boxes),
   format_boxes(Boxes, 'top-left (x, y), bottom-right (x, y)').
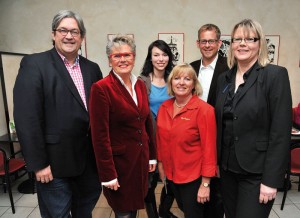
top-left (190, 24), bottom-right (229, 218)
top-left (13, 10), bottom-right (103, 218)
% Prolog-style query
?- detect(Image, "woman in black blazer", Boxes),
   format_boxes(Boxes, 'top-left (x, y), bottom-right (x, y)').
top-left (215, 19), bottom-right (292, 218)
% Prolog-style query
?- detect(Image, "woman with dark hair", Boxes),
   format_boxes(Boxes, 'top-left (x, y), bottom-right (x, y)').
top-left (139, 40), bottom-right (177, 218)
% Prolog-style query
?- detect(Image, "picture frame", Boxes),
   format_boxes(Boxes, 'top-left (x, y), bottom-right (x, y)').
top-left (79, 37), bottom-right (87, 58)
top-left (219, 35), bottom-right (231, 58)
top-left (219, 34), bottom-right (280, 65)
top-left (158, 33), bottom-right (184, 65)
top-left (265, 35), bottom-right (280, 65)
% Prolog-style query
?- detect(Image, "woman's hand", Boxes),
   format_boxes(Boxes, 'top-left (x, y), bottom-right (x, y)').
top-left (158, 162), bottom-right (165, 181)
top-left (259, 183), bottom-right (277, 204)
top-left (197, 177), bottom-right (210, 204)
top-left (149, 163), bottom-right (156, 172)
top-left (197, 184), bottom-right (210, 204)
top-left (106, 179), bottom-right (120, 191)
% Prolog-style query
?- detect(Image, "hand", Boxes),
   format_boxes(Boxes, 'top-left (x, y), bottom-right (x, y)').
top-left (197, 184), bottom-right (210, 204)
top-left (259, 183), bottom-right (277, 204)
top-left (35, 165), bottom-right (53, 183)
top-left (105, 179), bottom-right (120, 191)
top-left (149, 163), bottom-right (156, 172)
top-left (157, 162), bottom-right (165, 181)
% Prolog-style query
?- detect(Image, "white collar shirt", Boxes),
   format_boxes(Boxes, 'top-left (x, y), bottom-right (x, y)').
top-left (198, 55), bottom-right (218, 102)
top-left (113, 71), bottom-right (138, 106)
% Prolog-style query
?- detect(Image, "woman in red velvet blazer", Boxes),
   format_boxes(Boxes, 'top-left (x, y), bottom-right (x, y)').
top-left (89, 35), bottom-right (156, 217)
top-left (156, 64), bottom-right (217, 218)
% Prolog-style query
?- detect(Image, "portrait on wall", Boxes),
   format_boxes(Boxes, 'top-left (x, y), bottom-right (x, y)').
top-left (219, 35), bottom-right (231, 57)
top-left (219, 35), bottom-right (280, 65)
top-left (265, 35), bottom-right (280, 65)
top-left (107, 34), bottom-right (134, 42)
top-left (158, 33), bottom-right (184, 65)
top-left (79, 37), bottom-right (87, 58)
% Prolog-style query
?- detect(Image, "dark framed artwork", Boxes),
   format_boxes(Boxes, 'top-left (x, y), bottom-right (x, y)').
top-left (265, 35), bottom-right (280, 65)
top-left (219, 35), bottom-right (231, 58)
top-left (219, 34), bottom-right (280, 65)
top-left (158, 33), bottom-right (184, 65)
top-left (79, 37), bottom-right (87, 58)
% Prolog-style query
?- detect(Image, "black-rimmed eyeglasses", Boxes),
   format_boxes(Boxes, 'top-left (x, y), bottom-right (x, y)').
top-left (54, 28), bottom-right (80, 37)
top-left (231, 38), bottom-right (260, 44)
top-left (198, 39), bottom-right (219, 45)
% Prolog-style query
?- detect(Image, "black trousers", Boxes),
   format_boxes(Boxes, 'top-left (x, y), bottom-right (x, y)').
top-left (203, 177), bottom-right (224, 218)
top-left (220, 169), bottom-right (274, 218)
top-left (168, 178), bottom-right (204, 218)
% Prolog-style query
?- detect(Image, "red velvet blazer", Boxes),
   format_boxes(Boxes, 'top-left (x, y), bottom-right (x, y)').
top-left (89, 71), bottom-right (156, 211)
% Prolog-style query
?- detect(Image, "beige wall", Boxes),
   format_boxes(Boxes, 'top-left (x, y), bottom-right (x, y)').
top-left (0, 0), bottom-right (299, 134)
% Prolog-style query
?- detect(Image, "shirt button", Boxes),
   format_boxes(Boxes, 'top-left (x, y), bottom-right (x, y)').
top-left (233, 116), bottom-right (238, 120)
top-left (139, 142), bottom-right (143, 146)
top-left (138, 130), bottom-right (142, 134)
top-left (234, 136), bottom-right (239, 141)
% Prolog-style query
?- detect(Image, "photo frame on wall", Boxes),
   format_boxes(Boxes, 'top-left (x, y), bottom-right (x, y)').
top-left (219, 35), bottom-right (231, 57)
top-left (79, 37), bottom-right (87, 58)
top-left (107, 34), bottom-right (134, 42)
top-left (265, 35), bottom-right (280, 65)
top-left (158, 33), bottom-right (184, 65)
top-left (219, 34), bottom-right (280, 65)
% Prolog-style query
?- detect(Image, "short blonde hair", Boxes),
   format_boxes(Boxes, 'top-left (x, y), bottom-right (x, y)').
top-left (227, 19), bottom-right (269, 68)
top-left (167, 63), bottom-right (203, 97)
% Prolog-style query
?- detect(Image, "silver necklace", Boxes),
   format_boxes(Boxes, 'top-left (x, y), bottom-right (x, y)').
top-left (174, 100), bottom-right (188, 108)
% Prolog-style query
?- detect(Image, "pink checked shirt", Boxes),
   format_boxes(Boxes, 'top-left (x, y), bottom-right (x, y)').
top-left (57, 51), bottom-right (87, 110)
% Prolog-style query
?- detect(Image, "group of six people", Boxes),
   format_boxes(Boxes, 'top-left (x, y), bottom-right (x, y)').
top-left (13, 9), bottom-right (292, 218)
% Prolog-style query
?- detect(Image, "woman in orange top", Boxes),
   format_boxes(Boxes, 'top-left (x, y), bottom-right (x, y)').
top-left (156, 63), bottom-right (217, 218)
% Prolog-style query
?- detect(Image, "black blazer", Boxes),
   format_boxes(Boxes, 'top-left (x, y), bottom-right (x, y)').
top-left (215, 62), bottom-right (292, 188)
top-left (13, 48), bottom-right (103, 177)
top-left (190, 55), bottom-right (229, 106)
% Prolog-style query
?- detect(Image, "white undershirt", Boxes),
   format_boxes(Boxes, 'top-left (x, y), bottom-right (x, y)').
top-left (113, 71), bottom-right (138, 105)
top-left (198, 56), bottom-right (218, 102)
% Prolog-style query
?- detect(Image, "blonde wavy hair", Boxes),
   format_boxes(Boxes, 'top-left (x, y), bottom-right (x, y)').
top-left (167, 63), bottom-right (203, 97)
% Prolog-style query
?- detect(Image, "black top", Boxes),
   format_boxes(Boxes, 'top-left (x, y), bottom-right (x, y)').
top-left (221, 65), bottom-right (254, 174)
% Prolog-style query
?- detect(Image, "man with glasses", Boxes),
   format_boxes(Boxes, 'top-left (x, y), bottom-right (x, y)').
top-left (190, 23), bottom-right (229, 218)
top-left (14, 10), bottom-right (103, 218)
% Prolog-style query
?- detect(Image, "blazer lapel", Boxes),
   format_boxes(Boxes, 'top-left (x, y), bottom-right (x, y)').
top-left (135, 81), bottom-right (144, 112)
top-left (207, 55), bottom-right (228, 105)
top-left (80, 57), bottom-right (92, 109)
top-left (50, 48), bottom-right (87, 111)
top-left (233, 63), bottom-right (260, 108)
top-left (109, 72), bottom-right (139, 112)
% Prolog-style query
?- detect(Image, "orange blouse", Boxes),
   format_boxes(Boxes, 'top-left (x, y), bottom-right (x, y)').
top-left (156, 95), bottom-right (217, 184)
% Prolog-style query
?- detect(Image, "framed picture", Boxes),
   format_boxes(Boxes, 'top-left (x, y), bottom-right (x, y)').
top-left (158, 33), bottom-right (184, 65)
top-left (219, 34), bottom-right (280, 65)
top-left (79, 37), bottom-right (87, 58)
top-left (265, 35), bottom-right (280, 65)
top-left (107, 34), bottom-right (134, 42)
top-left (219, 35), bottom-right (231, 57)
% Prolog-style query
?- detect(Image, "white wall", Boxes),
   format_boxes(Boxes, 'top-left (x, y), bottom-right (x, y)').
top-left (0, 0), bottom-right (299, 110)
